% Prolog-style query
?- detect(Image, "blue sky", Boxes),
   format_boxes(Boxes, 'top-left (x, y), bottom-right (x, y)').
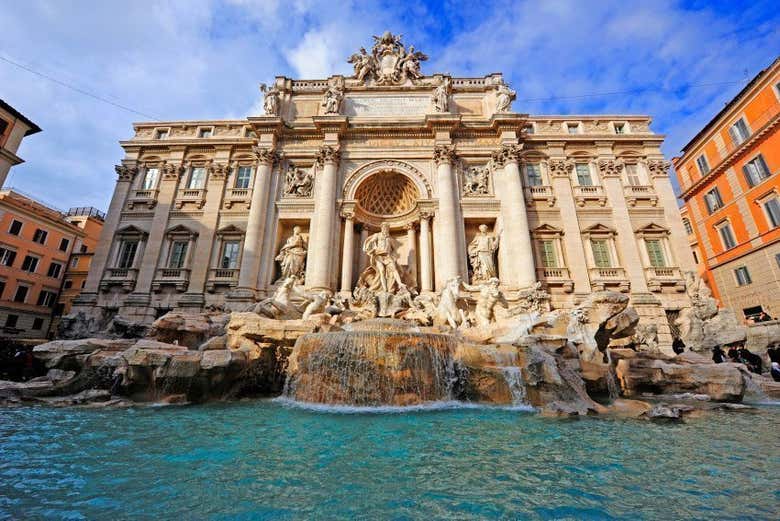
top-left (1, 0), bottom-right (778, 211)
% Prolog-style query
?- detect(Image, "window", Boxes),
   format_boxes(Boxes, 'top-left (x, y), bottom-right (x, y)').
top-left (742, 155), bottom-right (771, 187)
top-left (116, 240), bottom-right (138, 269)
top-left (0, 280), bottom-right (5, 298)
top-left (188, 167), bottom-right (206, 189)
top-left (696, 155), bottom-right (710, 175)
top-left (525, 163), bottom-right (543, 186)
top-left (63, 279), bottom-right (73, 289)
top-left (244, 127), bottom-right (256, 138)
top-left (625, 163), bottom-right (641, 186)
top-left (235, 166), bottom-right (253, 189)
top-left (682, 218), bottom-right (693, 235)
top-left (0, 118), bottom-right (7, 136)
top-left (524, 123), bottom-right (535, 135)
top-left (5, 314), bottom-right (18, 328)
top-left (198, 128), bottom-right (212, 138)
top-left (704, 187), bottom-right (724, 214)
top-left (728, 118), bottom-right (751, 146)
top-left (590, 239), bottom-right (612, 268)
top-left (540, 240), bottom-right (558, 268)
top-left (32, 318), bottom-right (44, 330)
top-left (734, 266), bottom-right (751, 286)
top-left (13, 285), bottom-right (28, 303)
top-left (81, 280), bottom-right (86, 289)
top-left (32, 229), bottom-right (48, 244)
top-left (776, 253), bottom-right (780, 268)
top-left (21, 255), bottom-right (39, 273)
top-left (168, 240), bottom-right (189, 269)
top-left (614, 123), bottom-right (625, 134)
top-left (47, 262), bottom-right (62, 279)
top-left (763, 197), bottom-right (780, 228)
top-left (717, 222), bottom-right (737, 250)
top-left (567, 123), bottom-right (580, 134)
top-left (221, 241), bottom-right (240, 269)
top-left (692, 250), bottom-right (699, 264)
top-left (575, 163), bottom-right (593, 186)
top-left (70, 257), bottom-right (79, 268)
top-left (36, 290), bottom-right (56, 307)
top-left (8, 220), bottom-right (22, 235)
top-left (59, 238), bottom-right (70, 252)
top-left (0, 247), bottom-right (16, 267)
top-left (143, 168), bottom-right (159, 190)
top-left (155, 129), bottom-right (169, 140)
top-left (80, 244), bottom-right (87, 253)
top-left (645, 239), bottom-right (666, 267)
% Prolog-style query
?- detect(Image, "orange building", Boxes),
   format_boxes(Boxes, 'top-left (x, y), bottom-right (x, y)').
top-left (674, 57), bottom-right (780, 321)
top-left (53, 207), bottom-right (105, 322)
top-left (0, 189), bottom-right (85, 339)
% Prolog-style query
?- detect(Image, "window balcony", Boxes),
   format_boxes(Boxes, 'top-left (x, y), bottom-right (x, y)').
top-left (645, 266), bottom-right (686, 292)
top-left (127, 189), bottom-right (158, 210)
top-left (573, 185), bottom-right (607, 207)
top-left (174, 189), bottom-right (206, 209)
top-left (206, 268), bottom-right (239, 292)
top-left (152, 267), bottom-right (190, 292)
top-left (99, 267), bottom-right (138, 292)
top-left (524, 186), bottom-right (556, 207)
top-left (624, 185), bottom-right (658, 207)
top-left (588, 267), bottom-right (630, 292)
top-left (536, 267), bottom-right (573, 293)
top-left (224, 187), bottom-right (252, 209)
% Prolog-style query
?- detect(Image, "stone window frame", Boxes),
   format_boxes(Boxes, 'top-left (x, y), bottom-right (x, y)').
top-left (159, 225), bottom-right (198, 271)
top-left (110, 225), bottom-right (148, 270)
top-left (696, 154), bottom-right (710, 175)
top-left (733, 265), bottom-right (752, 287)
top-left (522, 155), bottom-right (549, 187)
top-left (154, 127), bottom-right (170, 140)
top-left (197, 126), bottom-right (214, 139)
top-left (20, 254), bottom-right (40, 273)
top-left (531, 224), bottom-right (566, 269)
top-left (12, 282), bottom-right (31, 304)
top-left (742, 152), bottom-right (772, 187)
top-left (230, 157), bottom-right (257, 189)
top-left (564, 121), bottom-right (583, 134)
top-left (714, 219), bottom-right (737, 251)
top-left (728, 115), bottom-right (752, 147)
top-left (635, 223), bottom-right (676, 269)
top-left (139, 163), bottom-right (162, 191)
top-left (611, 121), bottom-right (630, 135)
top-left (756, 189), bottom-right (780, 229)
top-left (569, 153), bottom-right (599, 187)
top-left (581, 224), bottom-right (620, 269)
top-left (523, 122), bottom-right (536, 135)
top-left (213, 225), bottom-right (245, 271)
top-left (682, 217), bottom-right (694, 235)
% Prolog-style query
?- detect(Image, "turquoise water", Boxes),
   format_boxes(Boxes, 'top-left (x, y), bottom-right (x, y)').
top-left (1, 401), bottom-right (778, 520)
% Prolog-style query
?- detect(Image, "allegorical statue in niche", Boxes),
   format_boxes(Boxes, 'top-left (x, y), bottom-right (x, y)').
top-left (463, 166), bottom-right (489, 195)
top-left (347, 47), bottom-right (374, 83)
top-left (468, 224), bottom-right (500, 283)
top-left (321, 85), bottom-right (344, 115)
top-left (275, 226), bottom-right (307, 282)
top-left (260, 83), bottom-right (280, 116)
top-left (283, 165), bottom-right (314, 197)
top-left (360, 223), bottom-right (405, 293)
top-left (431, 77), bottom-right (451, 113)
top-left (495, 80), bottom-right (516, 113)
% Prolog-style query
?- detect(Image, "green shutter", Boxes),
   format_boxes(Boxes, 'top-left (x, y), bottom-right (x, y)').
top-left (591, 240), bottom-right (611, 268)
top-left (541, 240), bottom-right (557, 267)
top-left (645, 239), bottom-right (666, 267)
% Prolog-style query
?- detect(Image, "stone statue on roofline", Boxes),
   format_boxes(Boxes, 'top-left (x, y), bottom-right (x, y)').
top-left (432, 77), bottom-right (452, 113)
top-left (260, 83), bottom-right (280, 116)
top-left (321, 85), bottom-right (344, 115)
top-left (495, 80), bottom-right (516, 113)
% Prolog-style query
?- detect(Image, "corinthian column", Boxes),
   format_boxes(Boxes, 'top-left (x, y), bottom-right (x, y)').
top-left (340, 210), bottom-right (355, 293)
top-left (237, 146), bottom-right (276, 291)
top-left (493, 144), bottom-right (536, 289)
top-left (306, 145), bottom-right (341, 291)
top-left (432, 145), bottom-right (463, 288)
top-left (419, 212), bottom-right (433, 292)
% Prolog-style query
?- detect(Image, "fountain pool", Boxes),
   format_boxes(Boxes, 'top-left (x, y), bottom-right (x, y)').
top-left (1, 401), bottom-right (778, 519)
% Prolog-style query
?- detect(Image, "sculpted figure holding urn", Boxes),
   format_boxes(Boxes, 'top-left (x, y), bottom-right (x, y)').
top-left (468, 224), bottom-right (500, 284)
top-left (276, 226), bottom-right (307, 283)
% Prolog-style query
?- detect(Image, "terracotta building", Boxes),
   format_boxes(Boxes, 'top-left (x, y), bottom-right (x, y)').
top-left (0, 99), bottom-right (41, 188)
top-left (673, 57), bottom-right (780, 321)
top-left (71, 33), bottom-right (694, 351)
top-left (0, 189), bottom-right (85, 338)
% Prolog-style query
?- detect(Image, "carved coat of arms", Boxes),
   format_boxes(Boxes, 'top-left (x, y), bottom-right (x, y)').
top-left (347, 31), bottom-right (428, 85)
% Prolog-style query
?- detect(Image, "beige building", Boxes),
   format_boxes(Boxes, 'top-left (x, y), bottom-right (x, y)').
top-left (72, 33), bottom-right (693, 349)
top-left (0, 99), bottom-right (41, 188)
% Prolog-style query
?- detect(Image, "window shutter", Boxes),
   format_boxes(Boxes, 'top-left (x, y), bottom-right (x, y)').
top-left (591, 240), bottom-right (611, 268)
top-left (541, 240), bottom-right (557, 267)
top-left (645, 240), bottom-right (666, 267)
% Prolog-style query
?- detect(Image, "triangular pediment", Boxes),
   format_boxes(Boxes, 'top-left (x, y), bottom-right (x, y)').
top-left (532, 223), bottom-right (564, 236)
top-left (216, 224), bottom-right (245, 235)
top-left (166, 224), bottom-right (198, 236)
top-left (582, 223), bottom-right (616, 234)
top-left (116, 224), bottom-right (148, 237)
top-left (635, 223), bottom-right (669, 234)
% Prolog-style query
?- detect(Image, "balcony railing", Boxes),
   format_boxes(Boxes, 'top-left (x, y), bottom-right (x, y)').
top-left (206, 267), bottom-right (239, 292)
top-left (524, 185), bottom-right (556, 206)
top-left (128, 189), bottom-right (158, 209)
top-left (624, 185), bottom-right (658, 207)
top-left (224, 187), bottom-right (252, 209)
top-left (174, 188), bottom-right (206, 209)
top-left (573, 185), bottom-right (607, 207)
top-left (589, 267), bottom-right (627, 279)
top-left (152, 267), bottom-right (190, 292)
top-left (99, 267), bottom-right (138, 292)
top-left (536, 266), bottom-right (573, 292)
top-left (645, 266), bottom-right (685, 292)
top-left (66, 206), bottom-right (106, 220)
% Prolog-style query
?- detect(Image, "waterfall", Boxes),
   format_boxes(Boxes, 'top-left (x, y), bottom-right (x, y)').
top-left (500, 366), bottom-right (528, 406)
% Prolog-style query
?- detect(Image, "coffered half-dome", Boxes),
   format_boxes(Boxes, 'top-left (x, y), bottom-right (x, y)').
top-left (354, 171), bottom-right (419, 217)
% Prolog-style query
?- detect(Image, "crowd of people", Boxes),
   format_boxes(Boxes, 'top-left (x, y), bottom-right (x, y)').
top-left (711, 341), bottom-right (780, 381)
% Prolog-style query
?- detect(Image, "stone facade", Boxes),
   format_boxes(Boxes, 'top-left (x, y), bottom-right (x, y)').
top-left (72, 33), bottom-right (693, 351)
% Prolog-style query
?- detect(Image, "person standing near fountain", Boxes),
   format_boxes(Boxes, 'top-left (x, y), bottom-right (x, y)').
top-left (362, 223), bottom-right (405, 293)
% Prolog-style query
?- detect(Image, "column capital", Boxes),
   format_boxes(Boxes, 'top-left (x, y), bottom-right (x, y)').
top-left (252, 145), bottom-right (279, 165)
top-left (162, 162), bottom-right (185, 180)
top-left (490, 144), bottom-right (523, 168)
top-left (597, 158), bottom-right (624, 178)
top-left (646, 159), bottom-right (671, 179)
top-left (340, 209), bottom-right (355, 220)
top-left (208, 162), bottom-right (230, 181)
top-left (432, 144), bottom-right (456, 165)
top-left (115, 164), bottom-right (138, 182)
top-left (548, 158), bottom-right (575, 178)
top-left (419, 209), bottom-right (435, 220)
top-left (316, 145), bottom-right (341, 166)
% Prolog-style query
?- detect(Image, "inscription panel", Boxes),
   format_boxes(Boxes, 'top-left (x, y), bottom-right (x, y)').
top-left (344, 95), bottom-right (430, 117)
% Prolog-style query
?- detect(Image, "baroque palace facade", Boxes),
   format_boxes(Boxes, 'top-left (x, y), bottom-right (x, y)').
top-left (73, 33), bottom-right (693, 348)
